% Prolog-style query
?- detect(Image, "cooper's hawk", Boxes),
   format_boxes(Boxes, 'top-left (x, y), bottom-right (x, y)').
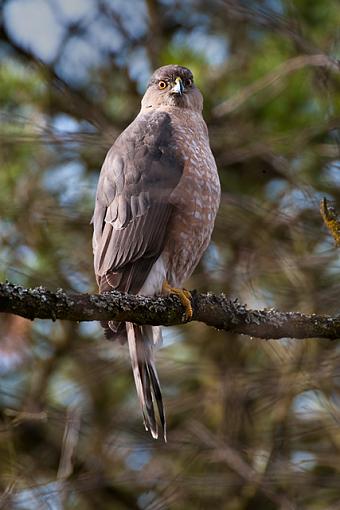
top-left (92, 64), bottom-right (220, 440)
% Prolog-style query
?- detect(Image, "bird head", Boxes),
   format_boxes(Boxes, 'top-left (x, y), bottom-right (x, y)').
top-left (141, 65), bottom-right (203, 112)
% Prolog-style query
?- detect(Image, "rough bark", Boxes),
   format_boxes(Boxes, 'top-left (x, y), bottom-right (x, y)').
top-left (0, 282), bottom-right (339, 340)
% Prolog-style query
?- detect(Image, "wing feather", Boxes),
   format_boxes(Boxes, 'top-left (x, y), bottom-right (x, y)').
top-left (93, 110), bottom-right (183, 294)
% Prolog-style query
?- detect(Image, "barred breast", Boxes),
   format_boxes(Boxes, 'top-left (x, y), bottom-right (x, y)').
top-left (163, 108), bottom-right (220, 287)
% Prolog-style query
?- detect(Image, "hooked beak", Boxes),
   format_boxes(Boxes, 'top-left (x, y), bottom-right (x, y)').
top-left (170, 76), bottom-right (184, 95)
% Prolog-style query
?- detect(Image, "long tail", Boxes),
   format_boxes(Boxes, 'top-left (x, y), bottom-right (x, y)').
top-left (126, 322), bottom-right (166, 441)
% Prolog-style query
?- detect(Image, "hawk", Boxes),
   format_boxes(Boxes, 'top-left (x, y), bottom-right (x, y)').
top-left (92, 64), bottom-right (220, 440)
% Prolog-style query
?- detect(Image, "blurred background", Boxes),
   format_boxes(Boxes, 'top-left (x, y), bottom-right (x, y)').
top-left (0, 0), bottom-right (340, 508)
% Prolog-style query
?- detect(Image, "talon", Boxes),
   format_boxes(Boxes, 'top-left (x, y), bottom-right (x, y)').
top-left (162, 280), bottom-right (193, 321)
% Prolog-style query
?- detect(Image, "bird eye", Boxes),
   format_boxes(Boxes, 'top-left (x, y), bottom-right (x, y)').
top-left (158, 81), bottom-right (167, 89)
top-left (186, 78), bottom-right (193, 87)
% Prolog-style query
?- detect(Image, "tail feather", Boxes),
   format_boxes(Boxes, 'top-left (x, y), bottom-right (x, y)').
top-left (138, 338), bottom-right (157, 437)
top-left (127, 322), bottom-right (166, 441)
top-left (148, 361), bottom-right (166, 441)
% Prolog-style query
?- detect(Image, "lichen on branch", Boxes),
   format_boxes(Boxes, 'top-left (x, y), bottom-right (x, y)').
top-left (0, 282), bottom-right (339, 340)
top-left (320, 197), bottom-right (340, 247)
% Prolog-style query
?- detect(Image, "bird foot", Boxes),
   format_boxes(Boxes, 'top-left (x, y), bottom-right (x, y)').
top-left (162, 280), bottom-right (193, 321)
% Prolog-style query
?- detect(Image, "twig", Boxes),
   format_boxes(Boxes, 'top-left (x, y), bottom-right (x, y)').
top-left (213, 54), bottom-right (340, 117)
top-left (320, 198), bottom-right (340, 247)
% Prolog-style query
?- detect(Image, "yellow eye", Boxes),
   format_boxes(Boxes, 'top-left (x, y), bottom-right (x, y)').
top-left (158, 80), bottom-right (167, 89)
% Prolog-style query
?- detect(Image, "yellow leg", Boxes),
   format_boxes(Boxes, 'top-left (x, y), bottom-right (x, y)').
top-left (162, 280), bottom-right (193, 321)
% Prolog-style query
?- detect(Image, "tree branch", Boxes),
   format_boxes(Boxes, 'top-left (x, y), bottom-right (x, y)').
top-left (213, 54), bottom-right (340, 117)
top-left (0, 282), bottom-right (339, 340)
